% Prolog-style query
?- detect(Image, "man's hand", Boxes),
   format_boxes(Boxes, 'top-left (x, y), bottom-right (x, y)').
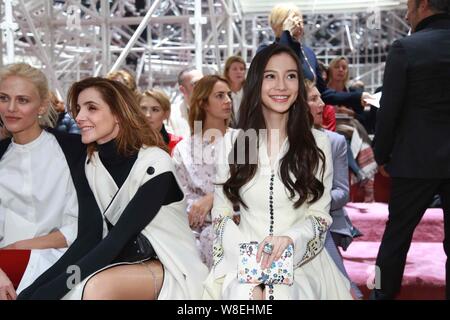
top-left (378, 165), bottom-right (390, 178)
top-left (0, 269), bottom-right (16, 300)
top-left (361, 92), bottom-right (375, 107)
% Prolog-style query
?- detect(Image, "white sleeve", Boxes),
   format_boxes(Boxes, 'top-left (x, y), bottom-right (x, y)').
top-left (58, 183), bottom-right (79, 246)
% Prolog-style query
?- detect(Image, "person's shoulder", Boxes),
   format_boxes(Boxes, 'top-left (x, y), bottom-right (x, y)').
top-left (324, 129), bottom-right (345, 143)
top-left (312, 128), bottom-right (332, 153)
top-left (0, 136), bottom-right (12, 159)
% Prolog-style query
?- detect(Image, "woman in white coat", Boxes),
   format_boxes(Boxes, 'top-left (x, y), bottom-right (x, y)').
top-left (19, 77), bottom-right (207, 300)
top-left (203, 44), bottom-right (353, 300)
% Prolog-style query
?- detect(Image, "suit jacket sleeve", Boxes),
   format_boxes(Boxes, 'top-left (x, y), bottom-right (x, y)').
top-left (374, 40), bottom-right (408, 165)
top-left (330, 134), bottom-right (349, 211)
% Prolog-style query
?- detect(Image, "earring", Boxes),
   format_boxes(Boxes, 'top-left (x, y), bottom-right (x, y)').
top-left (38, 114), bottom-right (43, 119)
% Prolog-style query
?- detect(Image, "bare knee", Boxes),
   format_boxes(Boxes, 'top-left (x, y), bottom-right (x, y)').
top-left (82, 274), bottom-right (117, 300)
top-left (251, 285), bottom-right (264, 300)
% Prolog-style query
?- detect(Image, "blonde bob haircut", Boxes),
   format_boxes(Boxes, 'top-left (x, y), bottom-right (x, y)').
top-left (223, 56), bottom-right (246, 85)
top-left (189, 75), bottom-right (230, 134)
top-left (68, 77), bottom-right (167, 158)
top-left (139, 89), bottom-right (171, 114)
top-left (327, 56), bottom-right (350, 85)
top-left (0, 62), bottom-right (57, 129)
top-left (269, 3), bottom-right (302, 38)
top-left (106, 69), bottom-right (139, 95)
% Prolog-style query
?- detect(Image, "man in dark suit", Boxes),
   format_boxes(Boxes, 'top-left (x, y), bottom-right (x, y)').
top-left (371, 0), bottom-right (450, 299)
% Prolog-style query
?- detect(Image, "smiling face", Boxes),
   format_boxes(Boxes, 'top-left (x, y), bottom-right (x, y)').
top-left (261, 52), bottom-right (299, 117)
top-left (140, 96), bottom-right (169, 131)
top-left (0, 75), bottom-right (47, 144)
top-left (75, 87), bottom-right (120, 145)
top-left (204, 80), bottom-right (232, 122)
top-left (306, 85), bottom-right (325, 128)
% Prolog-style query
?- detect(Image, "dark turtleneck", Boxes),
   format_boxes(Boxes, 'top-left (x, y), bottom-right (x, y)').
top-left (160, 124), bottom-right (170, 145)
top-left (97, 139), bottom-right (138, 188)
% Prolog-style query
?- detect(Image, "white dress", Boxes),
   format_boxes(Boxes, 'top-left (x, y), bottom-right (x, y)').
top-left (62, 146), bottom-right (208, 300)
top-left (203, 129), bottom-right (353, 300)
top-left (0, 130), bottom-right (78, 293)
top-left (173, 133), bottom-right (222, 268)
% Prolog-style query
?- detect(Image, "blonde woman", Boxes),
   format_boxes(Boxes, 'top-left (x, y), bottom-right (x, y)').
top-left (0, 63), bottom-right (80, 299)
top-left (139, 89), bottom-right (182, 154)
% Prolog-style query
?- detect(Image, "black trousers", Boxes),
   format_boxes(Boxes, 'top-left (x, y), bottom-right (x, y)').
top-left (374, 177), bottom-right (450, 299)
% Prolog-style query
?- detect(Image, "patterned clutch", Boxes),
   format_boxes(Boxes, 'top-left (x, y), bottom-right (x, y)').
top-left (237, 241), bottom-right (294, 285)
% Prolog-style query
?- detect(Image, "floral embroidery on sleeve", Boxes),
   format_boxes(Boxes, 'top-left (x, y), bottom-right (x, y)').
top-left (212, 215), bottom-right (231, 268)
top-left (297, 216), bottom-right (329, 267)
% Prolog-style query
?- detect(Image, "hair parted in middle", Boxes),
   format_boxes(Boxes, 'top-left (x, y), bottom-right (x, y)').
top-left (222, 43), bottom-right (325, 209)
top-left (67, 77), bottom-right (167, 157)
top-left (188, 74), bottom-right (230, 134)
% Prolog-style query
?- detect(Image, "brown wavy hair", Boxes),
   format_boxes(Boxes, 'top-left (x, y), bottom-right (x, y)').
top-left (222, 44), bottom-right (325, 209)
top-left (188, 75), bottom-right (230, 134)
top-left (67, 77), bottom-right (167, 157)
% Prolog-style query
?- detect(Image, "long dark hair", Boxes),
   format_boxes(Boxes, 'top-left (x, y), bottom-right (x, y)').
top-left (222, 44), bottom-right (325, 209)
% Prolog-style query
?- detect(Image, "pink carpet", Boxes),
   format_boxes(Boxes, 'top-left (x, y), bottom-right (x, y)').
top-left (341, 202), bottom-right (446, 300)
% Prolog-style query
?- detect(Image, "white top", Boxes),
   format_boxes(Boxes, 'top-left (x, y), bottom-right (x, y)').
top-left (231, 88), bottom-right (243, 123)
top-left (172, 132), bottom-right (219, 214)
top-left (203, 129), bottom-right (352, 299)
top-left (167, 100), bottom-right (191, 139)
top-left (0, 130), bottom-right (78, 247)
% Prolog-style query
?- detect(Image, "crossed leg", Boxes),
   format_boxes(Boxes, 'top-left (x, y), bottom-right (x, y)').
top-left (83, 260), bottom-right (164, 300)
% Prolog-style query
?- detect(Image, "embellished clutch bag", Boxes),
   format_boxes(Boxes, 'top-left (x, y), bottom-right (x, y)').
top-left (237, 241), bottom-right (294, 285)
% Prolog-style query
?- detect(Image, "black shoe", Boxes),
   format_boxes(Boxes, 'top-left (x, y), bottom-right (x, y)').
top-left (369, 289), bottom-right (393, 300)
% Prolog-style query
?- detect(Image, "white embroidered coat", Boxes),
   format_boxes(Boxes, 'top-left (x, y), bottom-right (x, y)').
top-left (203, 129), bottom-right (353, 300)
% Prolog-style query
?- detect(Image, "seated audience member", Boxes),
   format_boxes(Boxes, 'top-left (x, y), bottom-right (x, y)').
top-left (139, 89), bottom-right (182, 154)
top-left (18, 77), bottom-right (207, 300)
top-left (173, 75), bottom-right (232, 269)
top-left (306, 79), bottom-right (363, 299)
top-left (0, 63), bottom-right (79, 300)
top-left (327, 56), bottom-right (377, 202)
top-left (223, 56), bottom-right (246, 126)
top-left (203, 44), bottom-right (353, 300)
top-left (51, 91), bottom-right (80, 134)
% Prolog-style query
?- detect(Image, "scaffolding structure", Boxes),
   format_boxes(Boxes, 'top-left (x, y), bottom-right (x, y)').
top-left (0, 0), bottom-right (410, 97)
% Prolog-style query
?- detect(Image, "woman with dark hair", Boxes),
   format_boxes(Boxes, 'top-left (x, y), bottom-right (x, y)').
top-left (18, 77), bottom-right (207, 300)
top-left (203, 44), bottom-right (352, 300)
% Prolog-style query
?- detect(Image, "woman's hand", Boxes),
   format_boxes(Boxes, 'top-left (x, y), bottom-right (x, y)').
top-left (0, 269), bottom-right (16, 300)
top-left (282, 13), bottom-right (303, 39)
top-left (2, 240), bottom-right (27, 250)
top-left (188, 193), bottom-right (214, 229)
top-left (256, 236), bottom-right (294, 270)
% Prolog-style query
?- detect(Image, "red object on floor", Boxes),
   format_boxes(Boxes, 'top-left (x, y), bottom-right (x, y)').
top-left (342, 202), bottom-right (445, 300)
top-left (0, 249), bottom-right (31, 289)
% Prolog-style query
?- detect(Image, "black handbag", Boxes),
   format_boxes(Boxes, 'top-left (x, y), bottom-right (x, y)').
top-left (105, 219), bottom-right (157, 263)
